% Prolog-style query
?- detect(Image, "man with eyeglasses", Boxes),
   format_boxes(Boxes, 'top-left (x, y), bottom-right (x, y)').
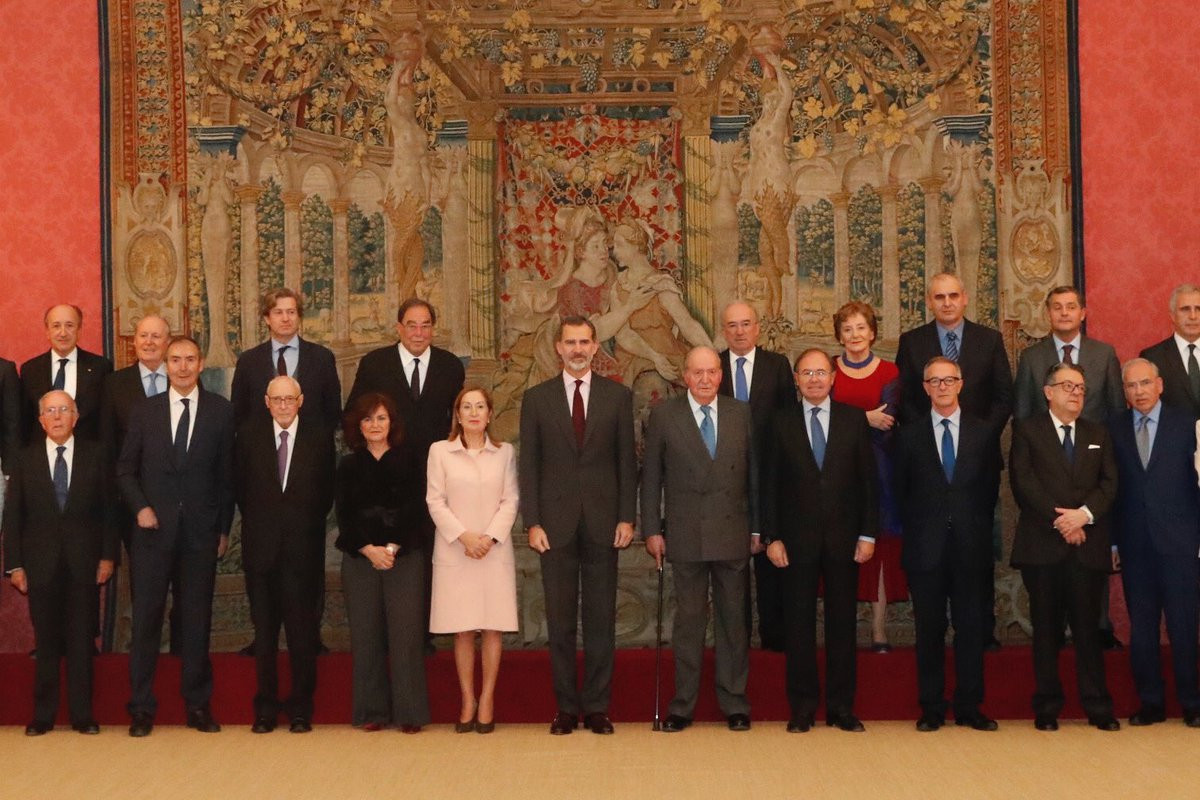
top-left (1140, 283), bottom-right (1200, 419)
top-left (1010, 363), bottom-right (1119, 732)
top-left (235, 375), bottom-right (335, 734)
top-left (1106, 358), bottom-right (1200, 727)
top-left (761, 349), bottom-right (877, 733)
top-left (894, 356), bottom-right (1001, 732)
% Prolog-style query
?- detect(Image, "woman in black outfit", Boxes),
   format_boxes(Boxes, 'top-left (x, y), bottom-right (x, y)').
top-left (335, 392), bottom-right (429, 733)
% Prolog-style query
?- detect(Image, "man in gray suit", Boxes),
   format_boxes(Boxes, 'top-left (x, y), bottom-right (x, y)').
top-left (520, 315), bottom-right (637, 736)
top-left (643, 346), bottom-right (757, 732)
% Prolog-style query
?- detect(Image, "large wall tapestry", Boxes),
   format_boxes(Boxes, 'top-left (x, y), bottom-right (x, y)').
top-left (105, 0), bottom-right (1076, 650)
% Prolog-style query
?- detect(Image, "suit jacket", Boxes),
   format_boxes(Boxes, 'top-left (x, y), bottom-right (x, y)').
top-left (895, 319), bottom-right (1012, 437)
top-left (345, 343), bottom-right (465, 456)
top-left (116, 388), bottom-right (235, 548)
top-left (20, 348), bottom-right (112, 444)
top-left (1014, 335), bottom-right (1123, 423)
top-left (640, 394), bottom-right (757, 563)
top-left (761, 401), bottom-right (877, 564)
top-left (1140, 337), bottom-right (1200, 419)
top-left (230, 338), bottom-right (342, 430)
top-left (518, 373), bottom-right (636, 547)
top-left (1009, 414), bottom-right (1117, 571)
top-left (100, 364), bottom-right (155, 463)
top-left (894, 410), bottom-right (1000, 573)
top-left (2, 438), bottom-right (118, 585)
top-left (718, 347), bottom-right (796, 459)
top-left (0, 356), bottom-right (19, 471)
top-left (1107, 405), bottom-right (1200, 559)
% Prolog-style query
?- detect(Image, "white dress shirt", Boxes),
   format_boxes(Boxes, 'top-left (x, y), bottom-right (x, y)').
top-left (50, 348), bottom-right (78, 398)
top-left (273, 417), bottom-right (298, 490)
top-left (398, 343), bottom-right (429, 392)
top-left (561, 370), bottom-right (592, 416)
top-left (45, 434), bottom-right (74, 485)
top-left (169, 386), bottom-right (199, 448)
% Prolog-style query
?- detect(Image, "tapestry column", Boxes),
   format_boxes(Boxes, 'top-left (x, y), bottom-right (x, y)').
top-left (679, 98), bottom-right (716, 331)
top-left (919, 176), bottom-right (944, 301)
top-left (879, 182), bottom-right (901, 341)
top-left (465, 103), bottom-right (499, 357)
top-left (234, 184), bottom-right (263, 347)
top-left (329, 197), bottom-right (351, 345)
top-left (281, 189), bottom-right (306, 293)
top-left (831, 191), bottom-right (851, 308)
top-left (437, 122), bottom-right (471, 356)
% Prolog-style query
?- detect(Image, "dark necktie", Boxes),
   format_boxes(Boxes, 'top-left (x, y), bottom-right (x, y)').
top-left (734, 357), bottom-right (749, 402)
top-left (1188, 344), bottom-right (1200, 402)
top-left (53, 445), bottom-right (68, 510)
top-left (147, 372), bottom-right (160, 396)
top-left (410, 357), bottom-right (421, 401)
top-left (1136, 414), bottom-right (1151, 468)
top-left (699, 405), bottom-right (716, 459)
top-left (940, 419), bottom-right (955, 481)
top-left (1061, 343), bottom-right (1074, 365)
top-left (276, 345), bottom-right (289, 377)
top-left (174, 398), bottom-right (190, 462)
top-left (1061, 423), bottom-right (1075, 464)
top-left (277, 430), bottom-right (289, 487)
top-left (52, 358), bottom-right (68, 391)
top-left (944, 331), bottom-right (960, 362)
top-left (810, 407), bottom-right (826, 469)
top-left (572, 379), bottom-right (585, 448)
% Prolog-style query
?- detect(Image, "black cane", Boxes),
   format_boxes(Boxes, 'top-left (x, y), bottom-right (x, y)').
top-left (653, 563), bottom-right (665, 731)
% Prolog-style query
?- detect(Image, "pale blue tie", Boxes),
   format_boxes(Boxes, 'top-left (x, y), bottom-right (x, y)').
top-left (810, 407), bottom-right (826, 469)
top-left (734, 357), bottom-right (749, 402)
top-left (699, 405), bottom-right (716, 459)
top-left (147, 372), bottom-right (160, 397)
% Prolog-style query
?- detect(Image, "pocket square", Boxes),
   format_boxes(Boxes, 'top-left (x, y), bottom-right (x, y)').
top-left (1087, 444), bottom-right (1101, 449)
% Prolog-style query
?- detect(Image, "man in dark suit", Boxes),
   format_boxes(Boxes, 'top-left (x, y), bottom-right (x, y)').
top-left (1010, 362), bottom-right (1120, 731)
top-left (20, 304), bottom-right (112, 444)
top-left (1107, 357), bottom-right (1200, 727)
top-left (520, 315), bottom-right (636, 736)
top-left (118, 336), bottom-right (235, 737)
top-left (236, 375), bottom-right (335, 734)
top-left (894, 356), bottom-right (1000, 732)
top-left (0, 355), bottom-right (19, 474)
top-left (762, 348), bottom-right (877, 733)
top-left (718, 300), bottom-right (795, 652)
top-left (3, 391), bottom-right (117, 735)
top-left (643, 346), bottom-right (756, 732)
top-left (895, 272), bottom-right (1011, 648)
top-left (1014, 286), bottom-right (1124, 649)
top-left (1139, 283), bottom-right (1200, 419)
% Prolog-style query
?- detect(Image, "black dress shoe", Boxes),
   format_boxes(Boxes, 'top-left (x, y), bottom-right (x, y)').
top-left (826, 713), bottom-right (865, 732)
top-left (1183, 709), bottom-right (1200, 728)
top-left (1034, 714), bottom-right (1058, 731)
top-left (955, 713), bottom-right (998, 731)
top-left (870, 641), bottom-right (892, 654)
top-left (1098, 630), bottom-right (1124, 651)
top-left (186, 707), bottom-right (221, 733)
top-left (251, 716), bottom-right (276, 734)
top-left (660, 714), bottom-right (692, 732)
top-left (289, 717), bottom-right (312, 734)
top-left (72, 721), bottom-right (100, 735)
top-left (549, 711), bottom-right (578, 735)
top-left (237, 643), bottom-right (255, 657)
top-left (129, 713), bottom-right (154, 738)
top-left (24, 720), bottom-right (52, 736)
top-left (1129, 706), bottom-right (1166, 726)
top-left (584, 712), bottom-right (614, 734)
top-left (1090, 715), bottom-right (1121, 732)
top-left (915, 714), bottom-right (943, 732)
top-left (786, 716), bottom-right (813, 733)
top-left (727, 713), bottom-right (751, 731)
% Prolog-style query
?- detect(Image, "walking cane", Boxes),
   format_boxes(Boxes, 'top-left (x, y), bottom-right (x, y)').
top-left (653, 563), bottom-right (665, 731)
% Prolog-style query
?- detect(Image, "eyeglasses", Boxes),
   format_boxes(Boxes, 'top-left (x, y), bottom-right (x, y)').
top-left (268, 395), bottom-right (300, 406)
top-left (924, 377), bottom-right (962, 388)
top-left (1048, 381), bottom-right (1087, 395)
top-left (39, 406), bottom-right (76, 417)
top-left (402, 322), bottom-right (433, 332)
top-left (797, 369), bottom-right (831, 379)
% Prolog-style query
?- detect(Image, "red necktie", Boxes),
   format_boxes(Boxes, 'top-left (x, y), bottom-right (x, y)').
top-left (572, 379), bottom-right (585, 448)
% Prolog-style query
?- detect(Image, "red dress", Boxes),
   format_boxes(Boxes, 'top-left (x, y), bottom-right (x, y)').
top-left (831, 356), bottom-right (908, 602)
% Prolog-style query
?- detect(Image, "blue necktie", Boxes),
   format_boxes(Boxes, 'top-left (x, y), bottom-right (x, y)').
top-left (53, 445), bottom-right (68, 510)
top-left (699, 405), bottom-right (716, 459)
top-left (174, 398), bottom-right (190, 462)
top-left (1061, 424), bottom-right (1075, 464)
top-left (734, 356), bottom-right (749, 402)
top-left (52, 358), bottom-right (68, 391)
top-left (940, 419), bottom-right (955, 481)
top-left (810, 407), bottom-right (826, 469)
top-left (944, 331), bottom-right (960, 362)
top-left (146, 372), bottom-right (160, 397)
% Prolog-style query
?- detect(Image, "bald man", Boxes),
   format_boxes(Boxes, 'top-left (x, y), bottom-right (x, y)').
top-left (20, 304), bottom-right (112, 445)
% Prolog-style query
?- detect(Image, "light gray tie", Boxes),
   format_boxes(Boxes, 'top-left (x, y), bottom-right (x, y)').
top-left (147, 372), bottom-right (160, 397)
top-left (1136, 414), bottom-right (1151, 468)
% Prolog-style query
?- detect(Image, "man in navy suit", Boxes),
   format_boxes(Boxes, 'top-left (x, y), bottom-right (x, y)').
top-left (1108, 357), bottom-right (1200, 727)
top-left (1139, 283), bottom-right (1200, 419)
top-left (20, 304), bottom-right (112, 445)
top-left (118, 336), bottom-right (235, 737)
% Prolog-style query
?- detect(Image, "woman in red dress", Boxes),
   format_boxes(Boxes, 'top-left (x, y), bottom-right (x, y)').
top-left (830, 301), bottom-right (906, 652)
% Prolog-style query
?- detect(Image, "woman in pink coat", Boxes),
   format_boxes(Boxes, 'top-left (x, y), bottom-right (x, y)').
top-left (426, 386), bottom-right (519, 734)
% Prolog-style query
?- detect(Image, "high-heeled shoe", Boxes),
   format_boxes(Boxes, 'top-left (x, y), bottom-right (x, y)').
top-left (455, 717), bottom-right (476, 734)
top-left (475, 720), bottom-right (495, 734)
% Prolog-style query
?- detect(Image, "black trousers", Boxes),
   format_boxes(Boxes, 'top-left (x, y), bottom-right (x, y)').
top-left (28, 558), bottom-right (98, 726)
top-left (245, 555), bottom-right (321, 720)
top-left (1121, 550), bottom-right (1200, 710)
top-left (750, 551), bottom-right (785, 649)
top-left (782, 555), bottom-right (859, 719)
top-left (908, 559), bottom-right (989, 720)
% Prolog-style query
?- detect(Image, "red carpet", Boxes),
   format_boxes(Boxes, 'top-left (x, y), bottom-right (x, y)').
top-left (0, 646), bottom-right (1178, 726)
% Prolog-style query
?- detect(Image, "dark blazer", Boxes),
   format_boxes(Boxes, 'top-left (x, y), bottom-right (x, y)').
top-left (230, 338), bottom-right (342, 430)
top-left (1140, 337), bottom-right (1200, 418)
top-left (3, 437), bottom-right (118, 584)
top-left (0, 356), bottom-right (19, 470)
top-left (235, 417), bottom-right (335, 572)
top-left (762, 401), bottom-right (878, 563)
top-left (333, 446), bottom-right (426, 556)
top-left (518, 373), bottom-right (636, 547)
top-left (101, 364), bottom-right (155, 462)
top-left (894, 410), bottom-right (1000, 573)
top-left (718, 347), bottom-right (796, 456)
top-left (1107, 405), bottom-right (1200, 558)
top-left (895, 319), bottom-right (1013, 437)
top-left (20, 348), bottom-right (112, 444)
top-left (640, 394), bottom-right (757, 563)
top-left (1014, 336), bottom-right (1123, 423)
top-left (345, 344), bottom-right (465, 456)
top-left (116, 388), bottom-right (235, 548)
top-left (1009, 415), bottom-right (1117, 571)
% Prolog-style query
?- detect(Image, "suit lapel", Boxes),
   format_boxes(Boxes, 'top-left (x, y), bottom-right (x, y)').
top-left (549, 379), bottom-right (581, 454)
top-left (674, 397), bottom-right (714, 469)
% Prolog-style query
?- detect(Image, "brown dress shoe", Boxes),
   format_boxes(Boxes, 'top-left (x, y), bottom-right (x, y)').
top-left (584, 713), bottom-right (614, 734)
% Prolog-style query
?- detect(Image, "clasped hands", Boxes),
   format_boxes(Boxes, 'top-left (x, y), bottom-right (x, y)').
top-left (527, 522), bottom-right (634, 555)
top-left (458, 530), bottom-right (495, 560)
top-left (1053, 506), bottom-right (1089, 546)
